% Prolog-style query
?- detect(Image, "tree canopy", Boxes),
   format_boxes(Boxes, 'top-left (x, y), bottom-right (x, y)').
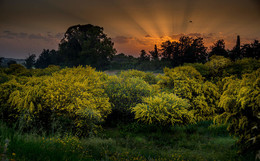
top-left (58, 24), bottom-right (116, 70)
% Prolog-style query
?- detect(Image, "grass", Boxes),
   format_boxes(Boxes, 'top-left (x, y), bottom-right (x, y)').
top-left (0, 121), bottom-right (255, 161)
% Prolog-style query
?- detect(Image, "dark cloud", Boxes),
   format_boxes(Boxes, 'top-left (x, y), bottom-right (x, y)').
top-left (145, 35), bottom-right (151, 38)
top-left (112, 36), bottom-right (132, 44)
top-left (0, 30), bottom-right (62, 41)
top-left (28, 34), bottom-right (45, 40)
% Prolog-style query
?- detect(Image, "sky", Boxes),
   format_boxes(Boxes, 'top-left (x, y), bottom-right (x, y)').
top-left (0, 0), bottom-right (260, 59)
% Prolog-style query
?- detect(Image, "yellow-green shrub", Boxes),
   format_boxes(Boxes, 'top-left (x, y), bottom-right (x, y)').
top-left (104, 76), bottom-right (153, 122)
top-left (7, 66), bottom-right (111, 135)
top-left (205, 55), bottom-right (232, 82)
top-left (5, 64), bottom-right (32, 76)
top-left (118, 69), bottom-right (158, 84)
top-left (31, 65), bottom-right (61, 76)
top-left (158, 66), bottom-right (220, 121)
top-left (0, 78), bottom-right (24, 123)
top-left (131, 92), bottom-right (195, 126)
top-left (214, 69), bottom-right (260, 154)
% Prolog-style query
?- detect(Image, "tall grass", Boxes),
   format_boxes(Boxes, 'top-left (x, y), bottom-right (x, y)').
top-left (0, 121), bottom-right (255, 161)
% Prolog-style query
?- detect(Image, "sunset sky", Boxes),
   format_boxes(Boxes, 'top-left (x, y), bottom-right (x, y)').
top-left (0, 0), bottom-right (260, 58)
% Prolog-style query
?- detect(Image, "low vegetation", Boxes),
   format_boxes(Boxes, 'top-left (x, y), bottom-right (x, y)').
top-left (0, 56), bottom-right (259, 160)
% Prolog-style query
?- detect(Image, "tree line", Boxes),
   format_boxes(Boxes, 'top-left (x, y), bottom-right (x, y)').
top-left (1, 24), bottom-right (258, 70)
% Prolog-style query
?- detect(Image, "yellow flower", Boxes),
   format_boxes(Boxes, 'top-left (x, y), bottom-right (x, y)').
top-left (12, 153), bottom-right (16, 156)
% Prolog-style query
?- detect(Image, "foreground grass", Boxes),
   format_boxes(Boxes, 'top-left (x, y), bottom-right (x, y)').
top-left (0, 121), bottom-right (255, 161)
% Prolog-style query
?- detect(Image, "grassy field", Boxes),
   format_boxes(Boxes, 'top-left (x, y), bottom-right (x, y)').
top-left (0, 121), bottom-right (255, 161)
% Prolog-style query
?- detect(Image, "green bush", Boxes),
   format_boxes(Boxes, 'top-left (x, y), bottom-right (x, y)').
top-left (104, 76), bottom-right (153, 123)
top-left (158, 66), bottom-right (220, 121)
top-left (131, 92), bottom-right (195, 126)
top-left (4, 66), bottom-right (111, 136)
top-left (215, 69), bottom-right (260, 154)
top-left (118, 69), bottom-right (158, 84)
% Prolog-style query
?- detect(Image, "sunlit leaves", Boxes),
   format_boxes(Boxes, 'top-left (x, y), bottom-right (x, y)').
top-left (5, 66), bottom-right (111, 135)
top-left (131, 92), bottom-right (195, 126)
top-left (215, 69), bottom-right (260, 153)
top-left (158, 66), bottom-right (220, 121)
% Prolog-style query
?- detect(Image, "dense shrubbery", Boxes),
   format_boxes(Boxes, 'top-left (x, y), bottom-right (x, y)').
top-left (158, 66), bottom-right (220, 121)
top-left (104, 76), bottom-right (153, 123)
top-left (2, 66), bottom-right (111, 136)
top-left (215, 69), bottom-right (260, 154)
top-left (131, 92), bottom-right (195, 126)
top-left (0, 57), bottom-right (259, 156)
top-left (118, 69), bottom-right (158, 84)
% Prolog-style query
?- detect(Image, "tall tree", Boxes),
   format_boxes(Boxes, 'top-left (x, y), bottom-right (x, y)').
top-left (229, 35), bottom-right (242, 60)
top-left (161, 41), bottom-right (173, 61)
top-left (241, 40), bottom-right (260, 59)
top-left (35, 49), bottom-right (58, 68)
top-left (209, 39), bottom-right (228, 58)
top-left (58, 24), bottom-right (116, 70)
top-left (24, 54), bottom-right (36, 69)
top-left (160, 36), bottom-right (207, 66)
top-left (149, 45), bottom-right (159, 61)
top-left (139, 50), bottom-right (150, 61)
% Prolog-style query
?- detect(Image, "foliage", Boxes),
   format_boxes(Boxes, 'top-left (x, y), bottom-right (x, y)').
top-left (35, 49), bottom-right (59, 68)
top-left (214, 69), bottom-right (260, 154)
top-left (184, 63), bottom-right (210, 79)
top-left (5, 66), bottom-right (111, 135)
top-left (241, 40), bottom-right (260, 59)
top-left (31, 65), bottom-right (61, 77)
top-left (205, 55), bottom-right (232, 80)
top-left (224, 58), bottom-right (260, 78)
top-left (160, 36), bottom-right (208, 66)
top-left (118, 69), bottom-right (158, 84)
top-left (158, 66), bottom-right (220, 121)
top-left (58, 24), bottom-right (116, 70)
top-left (0, 78), bottom-right (23, 124)
top-left (4, 64), bottom-right (31, 77)
top-left (209, 39), bottom-right (228, 57)
top-left (1, 120), bottom-right (250, 161)
top-left (24, 54), bottom-right (36, 69)
top-left (104, 76), bottom-right (153, 123)
top-left (131, 92), bottom-right (195, 126)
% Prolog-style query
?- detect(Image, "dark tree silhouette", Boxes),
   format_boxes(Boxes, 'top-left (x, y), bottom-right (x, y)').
top-left (185, 37), bottom-right (207, 63)
top-left (0, 57), bottom-right (3, 67)
top-left (58, 24), bottom-right (116, 70)
top-left (241, 40), bottom-right (260, 59)
top-left (209, 39), bottom-right (228, 58)
top-left (161, 41), bottom-right (174, 61)
top-left (139, 50), bottom-right (150, 61)
top-left (229, 35), bottom-right (241, 60)
top-left (35, 49), bottom-right (58, 68)
top-left (149, 45), bottom-right (159, 60)
top-left (24, 54), bottom-right (36, 69)
top-left (160, 36), bottom-right (207, 66)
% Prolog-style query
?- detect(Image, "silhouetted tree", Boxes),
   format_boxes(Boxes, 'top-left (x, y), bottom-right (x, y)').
top-left (161, 41), bottom-right (173, 61)
top-left (139, 50), bottom-right (150, 61)
top-left (35, 49), bottom-right (58, 68)
top-left (241, 40), bottom-right (260, 59)
top-left (209, 39), bottom-right (228, 58)
top-left (229, 35), bottom-right (241, 60)
top-left (160, 36), bottom-right (207, 66)
top-left (185, 37), bottom-right (207, 63)
top-left (0, 57), bottom-right (3, 67)
top-left (58, 24), bottom-right (116, 70)
top-left (149, 45), bottom-right (159, 60)
top-left (24, 54), bottom-right (36, 69)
